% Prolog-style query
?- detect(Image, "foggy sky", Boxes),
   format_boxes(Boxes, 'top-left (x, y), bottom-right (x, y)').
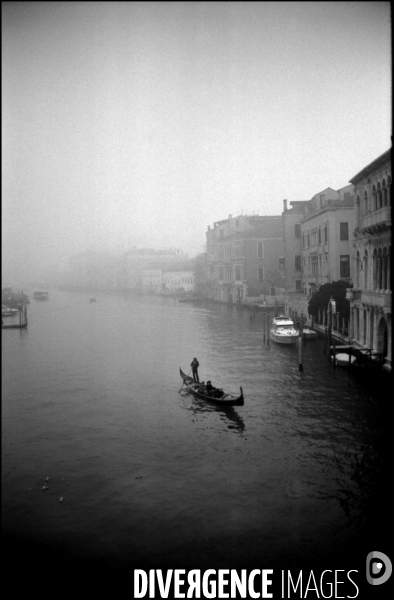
top-left (2, 1), bottom-right (391, 285)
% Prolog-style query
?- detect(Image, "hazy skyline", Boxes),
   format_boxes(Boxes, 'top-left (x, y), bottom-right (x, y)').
top-left (2, 1), bottom-right (391, 285)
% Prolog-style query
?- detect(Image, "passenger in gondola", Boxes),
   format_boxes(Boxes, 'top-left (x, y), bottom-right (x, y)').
top-left (199, 381), bottom-right (207, 394)
top-left (190, 358), bottom-right (200, 382)
top-left (206, 381), bottom-right (214, 395)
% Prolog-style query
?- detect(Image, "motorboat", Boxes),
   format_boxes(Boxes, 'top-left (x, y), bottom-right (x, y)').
top-left (270, 316), bottom-right (299, 345)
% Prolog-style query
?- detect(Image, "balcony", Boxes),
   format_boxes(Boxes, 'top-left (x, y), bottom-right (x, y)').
top-left (361, 290), bottom-right (392, 308)
top-left (361, 206), bottom-right (391, 234)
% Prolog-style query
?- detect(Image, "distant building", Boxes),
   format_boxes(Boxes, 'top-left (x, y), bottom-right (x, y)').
top-left (65, 251), bottom-right (117, 290)
top-left (122, 247), bottom-right (188, 292)
top-left (141, 269), bottom-right (163, 294)
top-left (205, 214), bottom-right (284, 302)
top-left (162, 271), bottom-right (195, 294)
top-left (348, 148), bottom-right (391, 370)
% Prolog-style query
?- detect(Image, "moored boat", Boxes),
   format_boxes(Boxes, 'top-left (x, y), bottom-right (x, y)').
top-left (335, 353), bottom-right (357, 367)
top-left (303, 328), bottom-right (318, 340)
top-left (270, 316), bottom-right (299, 345)
top-left (2, 305), bottom-right (19, 317)
top-left (179, 368), bottom-right (244, 406)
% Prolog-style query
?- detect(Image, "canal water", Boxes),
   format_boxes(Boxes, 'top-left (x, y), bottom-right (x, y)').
top-left (2, 291), bottom-right (393, 599)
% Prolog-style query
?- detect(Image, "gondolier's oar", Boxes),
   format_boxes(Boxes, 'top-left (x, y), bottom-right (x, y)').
top-left (179, 369), bottom-right (192, 393)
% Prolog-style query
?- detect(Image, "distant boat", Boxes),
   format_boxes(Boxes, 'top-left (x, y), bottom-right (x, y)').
top-left (33, 291), bottom-right (49, 300)
top-left (89, 298), bottom-right (97, 303)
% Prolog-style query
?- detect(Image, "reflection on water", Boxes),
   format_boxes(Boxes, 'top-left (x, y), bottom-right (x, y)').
top-left (2, 291), bottom-right (392, 598)
top-left (180, 389), bottom-right (246, 435)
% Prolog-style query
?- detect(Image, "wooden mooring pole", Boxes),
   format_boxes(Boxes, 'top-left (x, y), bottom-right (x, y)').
top-left (298, 311), bottom-right (304, 372)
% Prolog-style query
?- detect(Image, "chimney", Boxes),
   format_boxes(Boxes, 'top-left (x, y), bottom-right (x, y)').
top-left (283, 199), bottom-right (288, 211)
top-left (228, 214), bottom-right (232, 220)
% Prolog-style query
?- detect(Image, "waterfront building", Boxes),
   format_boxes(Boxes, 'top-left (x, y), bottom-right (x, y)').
top-left (141, 270), bottom-right (163, 294)
top-left (348, 148), bottom-right (391, 370)
top-left (301, 184), bottom-right (355, 296)
top-left (205, 214), bottom-right (284, 303)
top-left (282, 199), bottom-right (309, 294)
top-left (122, 248), bottom-right (188, 292)
top-left (162, 271), bottom-right (195, 294)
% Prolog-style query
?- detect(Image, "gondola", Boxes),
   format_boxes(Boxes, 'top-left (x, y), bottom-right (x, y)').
top-left (179, 368), bottom-right (244, 406)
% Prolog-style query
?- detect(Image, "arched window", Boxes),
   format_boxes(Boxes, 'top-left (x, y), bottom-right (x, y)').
top-left (370, 307), bottom-right (375, 350)
top-left (372, 185), bottom-right (377, 211)
top-left (378, 248), bottom-right (383, 289)
top-left (373, 248), bottom-right (378, 290)
top-left (377, 182), bottom-right (382, 209)
top-left (356, 195), bottom-right (361, 227)
top-left (364, 250), bottom-right (368, 290)
top-left (355, 251), bottom-right (360, 288)
top-left (383, 247), bottom-right (388, 290)
top-left (364, 190), bottom-right (368, 215)
top-left (382, 179), bottom-right (387, 206)
top-left (388, 175), bottom-right (392, 207)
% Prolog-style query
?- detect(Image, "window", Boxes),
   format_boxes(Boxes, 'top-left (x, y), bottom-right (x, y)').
top-left (225, 267), bottom-right (232, 280)
top-left (324, 223), bottom-right (328, 243)
top-left (217, 246), bottom-right (224, 260)
top-left (295, 255), bottom-right (302, 271)
top-left (219, 229), bottom-right (224, 239)
top-left (257, 241), bottom-right (263, 258)
top-left (225, 245), bottom-right (231, 259)
top-left (295, 279), bottom-right (302, 292)
top-left (340, 255), bottom-right (350, 278)
top-left (219, 266), bottom-right (224, 280)
top-left (295, 224), bottom-right (301, 238)
top-left (235, 264), bottom-right (242, 280)
top-left (270, 287), bottom-right (276, 296)
top-left (318, 227), bottom-right (321, 244)
top-left (257, 266), bottom-right (264, 281)
top-left (234, 242), bottom-right (242, 258)
top-left (279, 257), bottom-right (285, 270)
top-left (340, 222), bottom-right (349, 241)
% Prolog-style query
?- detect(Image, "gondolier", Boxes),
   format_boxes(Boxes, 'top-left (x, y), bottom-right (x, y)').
top-left (190, 357), bottom-right (200, 382)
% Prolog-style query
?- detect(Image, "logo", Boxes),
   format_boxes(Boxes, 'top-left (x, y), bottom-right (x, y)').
top-left (366, 552), bottom-right (392, 586)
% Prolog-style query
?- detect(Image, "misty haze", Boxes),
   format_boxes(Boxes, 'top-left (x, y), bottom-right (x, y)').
top-left (2, 3), bottom-right (392, 600)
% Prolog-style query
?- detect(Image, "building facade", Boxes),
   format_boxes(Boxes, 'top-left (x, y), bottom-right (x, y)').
top-left (348, 149), bottom-right (391, 370)
top-left (282, 199), bottom-right (309, 293)
top-left (301, 185), bottom-right (355, 296)
top-left (205, 214), bottom-right (284, 303)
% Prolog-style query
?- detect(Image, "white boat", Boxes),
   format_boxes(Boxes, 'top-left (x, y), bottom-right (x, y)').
top-left (335, 353), bottom-right (357, 367)
top-left (270, 316), bottom-right (299, 345)
top-left (2, 305), bottom-right (19, 317)
top-left (303, 328), bottom-right (318, 340)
